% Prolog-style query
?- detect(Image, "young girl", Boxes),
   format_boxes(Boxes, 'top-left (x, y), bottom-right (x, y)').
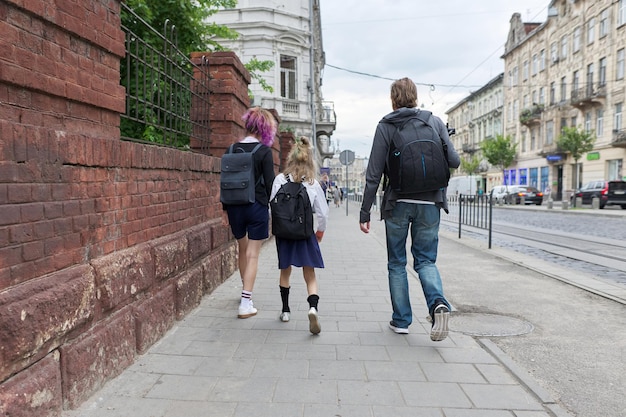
top-left (222, 107), bottom-right (276, 319)
top-left (270, 137), bottom-right (329, 334)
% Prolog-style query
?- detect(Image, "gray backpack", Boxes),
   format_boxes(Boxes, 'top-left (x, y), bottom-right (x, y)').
top-left (220, 143), bottom-right (263, 205)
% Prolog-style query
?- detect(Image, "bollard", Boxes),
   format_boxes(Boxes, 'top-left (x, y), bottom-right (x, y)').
top-left (547, 199), bottom-right (553, 209)
top-left (591, 196), bottom-right (599, 209)
top-left (562, 200), bottom-right (569, 210)
top-left (575, 197), bottom-right (582, 208)
top-left (520, 197), bottom-right (525, 205)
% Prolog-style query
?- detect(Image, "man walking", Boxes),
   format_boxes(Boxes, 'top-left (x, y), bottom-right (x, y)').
top-left (359, 77), bottom-right (460, 341)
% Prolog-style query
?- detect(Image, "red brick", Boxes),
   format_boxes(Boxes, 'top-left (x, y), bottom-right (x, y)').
top-left (0, 204), bottom-right (20, 226)
top-left (20, 202), bottom-right (44, 222)
top-left (0, 264), bottom-right (95, 381)
top-left (60, 309), bottom-right (136, 409)
top-left (91, 243), bottom-right (154, 312)
top-left (0, 352), bottom-right (62, 417)
top-left (133, 285), bottom-right (175, 354)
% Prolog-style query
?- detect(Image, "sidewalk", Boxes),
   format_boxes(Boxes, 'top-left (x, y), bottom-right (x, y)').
top-left (64, 203), bottom-right (571, 417)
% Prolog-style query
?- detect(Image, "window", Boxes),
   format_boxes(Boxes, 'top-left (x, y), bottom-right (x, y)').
top-left (550, 82), bottom-right (556, 105)
top-left (586, 63), bottom-right (594, 95)
top-left (608, 159), bottom-right (623, 181)
top-left (560, 76), bottom-right (567, 102)
top-left (573, 27), bottom-right (581, 52)
top-left (513, 66), bottom-right (519, 86)
top-left (600, 9), bottom-right (609, 37)
top-left (571, 116), bottom-right (577, 127)
top-left (620, 0), bottom-right (626, 26)
top-left (587, 18), bottom-right (595, 44)
top-left (597, 109), bottom-right (604, 136)
top-left (616, 103), bottom-right (623, 131)
top-left (546, 120), bottom-right (554, 145)
top-left (585, 112), bottom-right (592, 132)
top-left (539, 87), bottom-right (545, 105)
top-left (550, 42), bottom-right (558, 63)
top-left (532, 55), bottom-right (538, 76)
top-left (561, 117), bottom-right (567, 132)
top-left (617, 49), bottom-right (625, 81)
top-left (561, 36), bottom-right (568, 59)
top-left (523, 60), bottom-right (529, 81)
top-left (599, 57), bottom-right (607, 87)
top-left (572, 70), bottom-right (579, 91)
top-left (540, 49), bottom-right (546, 71)
top-left (280, 55), bottom-right (297, 100)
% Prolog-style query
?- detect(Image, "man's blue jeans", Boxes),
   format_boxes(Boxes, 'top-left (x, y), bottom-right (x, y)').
top-left (384, 201), bottom-right (450, 328)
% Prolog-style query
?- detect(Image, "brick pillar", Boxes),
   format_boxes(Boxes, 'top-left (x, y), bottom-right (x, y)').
top-left (192, 51), bottom-right (251, 157)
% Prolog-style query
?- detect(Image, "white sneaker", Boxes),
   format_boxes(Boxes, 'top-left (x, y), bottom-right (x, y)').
top-left (279, 311), bottom-right (290, 322)
top-left (430, 304), bottom-right (450, 341)
top-left (308, 307), bottom-right (321, 334)
top-left (238, 302), bottom-right (257, 319)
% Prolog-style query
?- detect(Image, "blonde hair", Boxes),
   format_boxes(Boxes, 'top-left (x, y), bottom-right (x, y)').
top-left (390, 77), bottom-right (418, 109)
top-left (283, 136), bottom-right (317, 185)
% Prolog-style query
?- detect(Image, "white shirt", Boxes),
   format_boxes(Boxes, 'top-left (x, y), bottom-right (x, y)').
top-left (270, 173), bottom-right (329, 232)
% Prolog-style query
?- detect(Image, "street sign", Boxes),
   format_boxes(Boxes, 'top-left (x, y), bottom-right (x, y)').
top-left (339, 150), bottom-right (355, 165)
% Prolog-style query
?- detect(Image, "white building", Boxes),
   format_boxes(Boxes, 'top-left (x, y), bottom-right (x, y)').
top-left (210, 0), bottom-right (336, 163)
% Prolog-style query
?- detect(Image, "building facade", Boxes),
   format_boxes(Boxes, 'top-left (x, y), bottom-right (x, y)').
top-left (210, 0), bottom-right (336, 163)
top-left (446, 73), bottom-right (505, 192)
top-left (503, 0), bottom-right (626, 200)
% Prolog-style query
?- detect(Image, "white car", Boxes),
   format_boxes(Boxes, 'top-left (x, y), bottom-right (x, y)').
top-left (490, 185), bottom-right (510, 204)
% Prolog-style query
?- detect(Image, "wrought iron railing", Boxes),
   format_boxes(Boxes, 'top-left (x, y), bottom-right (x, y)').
top-left (120, 3), bottom-right (210, 153)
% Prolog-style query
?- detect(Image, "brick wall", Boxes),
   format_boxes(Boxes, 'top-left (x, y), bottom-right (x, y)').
top-left (0, 1), bottom-right (282, 415)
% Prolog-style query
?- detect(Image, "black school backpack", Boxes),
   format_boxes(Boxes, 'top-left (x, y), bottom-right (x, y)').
top-left (270, 177), bottom-right (314, 240)
top-left (220, 143), bottom-right (263, 205)
top-left (384, 110), bottom-right (450, 194)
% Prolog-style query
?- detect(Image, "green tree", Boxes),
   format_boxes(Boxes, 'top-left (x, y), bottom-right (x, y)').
top-left (480, 134), bottom-right (517, 187)
top-left (556, 126), bottom-right (596, 206)
top-left (460, 154), bottom-right (481, 176)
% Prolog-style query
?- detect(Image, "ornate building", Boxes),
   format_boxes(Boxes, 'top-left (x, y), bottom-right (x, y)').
top-left (210, 0), bottom-right (336, 163)
top-left (502, 0), bottom-right (626, 200)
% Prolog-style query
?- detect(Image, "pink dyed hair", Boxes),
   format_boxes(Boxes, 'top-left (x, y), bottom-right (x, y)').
top-left (242, 107), bottom-right (277, 146)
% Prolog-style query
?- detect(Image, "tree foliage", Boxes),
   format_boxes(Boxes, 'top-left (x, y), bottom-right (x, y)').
top-left (480, 134), bottom-right (517, 183)
top-left (460, 154), bottom-right (481, 176)
top-left (556, 126), bottom-right (596, 162)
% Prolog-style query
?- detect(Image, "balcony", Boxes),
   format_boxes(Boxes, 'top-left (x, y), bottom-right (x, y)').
top-left (536, 143), bottom-right (559, 157)
top-left (519, 104), bottom-right (544, 126)
top-left (612, 129), bottom-right (626, 148)
top-left (570, 83), bottom-right (607, 108)
top-left (462, 143), bottom-right (479, 154)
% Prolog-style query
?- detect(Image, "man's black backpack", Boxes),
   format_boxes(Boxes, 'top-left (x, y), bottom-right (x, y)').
top-left (270, 177), bottom-right (314, 240)
top-left (385, 110), bottom-right (450, 194)
top-left (220, 143), bottom-right (263, 205)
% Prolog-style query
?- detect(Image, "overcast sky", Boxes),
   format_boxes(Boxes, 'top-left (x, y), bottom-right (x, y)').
top-left (319, 0), bottom-right (549, 158)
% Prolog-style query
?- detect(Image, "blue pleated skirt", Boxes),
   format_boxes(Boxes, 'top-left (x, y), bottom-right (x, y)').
top-left (275, 234), bottom-right (325, 269)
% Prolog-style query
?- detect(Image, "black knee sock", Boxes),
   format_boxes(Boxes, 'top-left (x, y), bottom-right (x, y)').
top-left (307, 294), bottom-right (319, 310)
top-left (280, 286), bottom-right (290, 312)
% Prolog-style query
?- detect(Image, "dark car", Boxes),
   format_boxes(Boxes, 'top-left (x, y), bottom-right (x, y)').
top-left (571, 180), bottom-right (608, 208)
top-left (605, 180), bottom-right (626, 209)
top-left (505, 185), bottom-right (544, 205)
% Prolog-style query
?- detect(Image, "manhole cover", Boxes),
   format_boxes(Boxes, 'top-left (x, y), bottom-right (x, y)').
top-left (449, 313), bottom-right (534, 337)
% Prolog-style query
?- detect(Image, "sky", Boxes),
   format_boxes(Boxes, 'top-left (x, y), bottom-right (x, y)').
top-left (319, 0), bottom-right (549, 158)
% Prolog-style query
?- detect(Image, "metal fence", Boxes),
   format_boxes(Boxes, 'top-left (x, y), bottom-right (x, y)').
top-left (446, 194), bottom-right (493, 248)
top-left (120, 4), bottom-right (211, 153)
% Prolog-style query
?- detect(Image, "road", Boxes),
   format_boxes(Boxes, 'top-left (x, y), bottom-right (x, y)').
top-left (437, 205), bottom-right (626, 417)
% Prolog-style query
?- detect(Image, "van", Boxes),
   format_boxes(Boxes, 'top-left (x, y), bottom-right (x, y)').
top-left (447, 175), bottom-right (482, 196)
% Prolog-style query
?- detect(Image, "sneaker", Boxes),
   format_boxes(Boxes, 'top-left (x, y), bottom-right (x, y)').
top-left (430, 304), bottom-right (450, 341)
top-left (388, 321), bottom-right (409, 334)
top-left (279, 311), bottom-right (290, 322)
top-left (238, 302), bottom-right (257, 319)
top-left (308, 307), bottom-right (321, 334)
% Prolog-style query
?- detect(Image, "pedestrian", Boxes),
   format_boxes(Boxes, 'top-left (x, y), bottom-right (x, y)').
top-left (222, 107), bottom-right (277, 319)
top-left (358, 77), bottom-right (461, 341)
top-left (333, 186), bottom-right (341, 207)
top-left (270, 136), bottom-right (329, 334)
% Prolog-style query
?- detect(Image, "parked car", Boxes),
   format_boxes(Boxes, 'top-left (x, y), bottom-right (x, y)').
top-left (505, 185), bottom-right (544, 205)
top-left (605, 180), bottom-right (626, 209)
top-left (490, 185), bottom-right (510, 204)
top-left (571, 180), bottom-right (608, 208)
